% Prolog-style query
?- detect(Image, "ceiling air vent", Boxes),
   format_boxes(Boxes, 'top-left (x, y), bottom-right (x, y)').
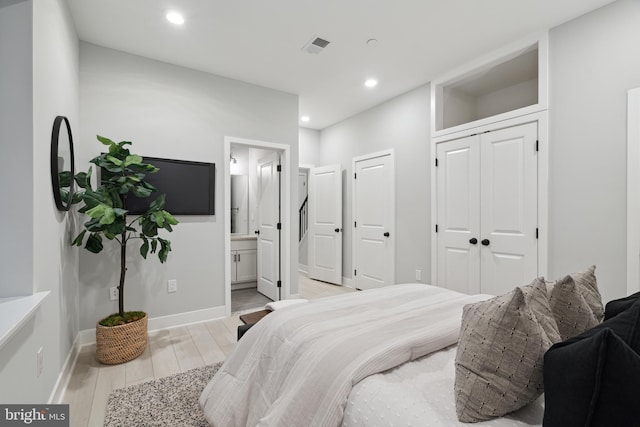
top-left (302, 36), bottom-right (330, 54)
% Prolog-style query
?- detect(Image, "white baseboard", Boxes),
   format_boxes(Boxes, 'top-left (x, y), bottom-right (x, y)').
top-left (76, 305), bottom-right (227, 346)
top-left (231, 282), bottom-right (257, 291)
top-left (298, 264), bottom-right (308, 275)
top-left (342, 277), bottom-right (354, 287)
top-left (48, 333), bottom-right (82, 404)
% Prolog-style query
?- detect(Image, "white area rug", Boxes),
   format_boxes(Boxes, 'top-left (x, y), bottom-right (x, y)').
top-left (104, 362), bottom-right (223, 426)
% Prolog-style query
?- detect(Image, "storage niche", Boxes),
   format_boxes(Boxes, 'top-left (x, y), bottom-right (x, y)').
top-left (434, 41), bottom-right (543, 133)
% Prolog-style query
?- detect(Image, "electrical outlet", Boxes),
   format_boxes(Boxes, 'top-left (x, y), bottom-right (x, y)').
top-left (37, 347), bottom-right (43, 378)
top-left (416, 269), bottom-right (422, 281)
top-left (109, 287), bottom-right (118, 301)
top-left (168, 279), bottom-right (177, 293)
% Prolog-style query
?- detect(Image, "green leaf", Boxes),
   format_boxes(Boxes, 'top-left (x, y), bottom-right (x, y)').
top-left (81, 190), bottom-right (105, 209)
top-left (104, 231), bottom-right (116, 240)
top-left (154, 212), bottom-right (164, 227)
top-left (99, 207), bottom-right (115, 225)
top-left (104, 220), bottom-right (126, 236)
top-left (140, 237), bottom-right (149, 259)
top-left (151, 239), bottom-right (158, 253)
top-left (86, 204), bottom-right (107, 219)
top-left (124, 155), bottom-right (143, 167)
top-left (157, 238), bottom-right (171, 263)
top-left (127, 175), bottom-right (141, 182)
top-left (85, 233), bottom-right (103, 253)
top-left (119, 182), bottom-right (134, 195)
top-left (71, 191), bottom-right (84, 204)
top-left (132, 186), bottom-right (152, 198)
top-left (74, 168), bottom-right (93, 190)
top-left (106, 155), bottom-right (123, 166)
top-left (72, 230), bottom-right (86, 246)
top-left (58, 171), bottom-right (73, 187)
top-left (113, 208), bottom-right (127, 217)
top-left (149, 194), bottom-right (166, 211)
top-left (97, 135), bottom-right (115, 146)
top-left (162, 211), bottom-right (179, 226)
top-left (84, 218), bottom-right (105, 232)
top-left (141, 219), bottom-right (158, 237)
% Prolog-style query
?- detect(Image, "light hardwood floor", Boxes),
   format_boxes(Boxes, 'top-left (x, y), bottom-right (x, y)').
top-left (62, 275), bottom-right (354, 427)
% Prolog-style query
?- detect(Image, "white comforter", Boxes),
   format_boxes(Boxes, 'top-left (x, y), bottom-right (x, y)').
top-left (200, 284), bottom-right (491, 427)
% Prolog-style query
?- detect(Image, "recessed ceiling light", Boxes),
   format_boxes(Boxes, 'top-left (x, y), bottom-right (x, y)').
top-left (301, 116), bottom-right (310, 122)
top-left (364, 79), bottom-right (378, 88)
top-left (165, 10), bottom-right (185, 25)
top-left (366, 38), bottom-right (379, 47)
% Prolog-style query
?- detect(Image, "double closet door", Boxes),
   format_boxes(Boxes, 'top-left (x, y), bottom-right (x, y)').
top-left (436, 122), bottom-right (538, 296)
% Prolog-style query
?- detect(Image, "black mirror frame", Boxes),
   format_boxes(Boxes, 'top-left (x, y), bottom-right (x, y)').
top-left (50, 115), bottom-right (75, 211)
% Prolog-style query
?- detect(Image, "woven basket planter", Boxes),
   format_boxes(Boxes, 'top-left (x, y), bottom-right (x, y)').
top-left (96, 313), bottom-right (148, 365)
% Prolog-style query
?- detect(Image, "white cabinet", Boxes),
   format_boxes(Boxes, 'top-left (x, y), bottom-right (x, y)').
top-left (436, 122), bottom-right (539, 296)
top-left (231, 238), bottom-right (257, 284)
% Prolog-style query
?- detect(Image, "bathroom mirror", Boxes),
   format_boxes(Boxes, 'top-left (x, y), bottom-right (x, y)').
top-left (231, 175), bottom-right (249, 234)
top-left (50, 115), bottom-right (75, 211)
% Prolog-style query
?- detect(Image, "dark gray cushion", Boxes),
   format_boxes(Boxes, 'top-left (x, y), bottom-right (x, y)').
top-left (605, 292), bottom-right (640, 320)
top-left (544, 301), bottom-right (640, 426)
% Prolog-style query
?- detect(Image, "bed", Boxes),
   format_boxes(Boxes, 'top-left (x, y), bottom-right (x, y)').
top-left (199, 283), bottom-right (547, 426)
top-left (343, 345), bottom-right (544, 427)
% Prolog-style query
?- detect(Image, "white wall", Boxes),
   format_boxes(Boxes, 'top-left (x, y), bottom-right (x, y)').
top-left (0, 0), bottom-right (80, 403)
top-left (0, 0), bottom-right (33, 298)
top-left (319, 85), bottom-right (431, 283)
top-left (548, 0), bottom-right (640, 303)
top-left (299, 127), bottom-right (321, 166)
top-left (78, 43), bottom-right (298, 329)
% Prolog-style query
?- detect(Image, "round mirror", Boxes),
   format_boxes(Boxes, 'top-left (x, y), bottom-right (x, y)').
top-left (50, 116), bottom-right (75, 211)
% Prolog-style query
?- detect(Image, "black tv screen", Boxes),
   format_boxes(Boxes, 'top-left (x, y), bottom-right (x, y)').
top-left (107, 156), bottom-right (215, 215)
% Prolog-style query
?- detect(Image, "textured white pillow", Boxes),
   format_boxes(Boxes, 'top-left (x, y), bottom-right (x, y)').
top-left (455, 278), bottom-right (561, 422)
top-left (549, 275), bottom-right (599, 340)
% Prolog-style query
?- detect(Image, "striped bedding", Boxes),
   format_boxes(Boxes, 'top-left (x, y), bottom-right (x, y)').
top-left (199, 284), bottom-right (491, 427)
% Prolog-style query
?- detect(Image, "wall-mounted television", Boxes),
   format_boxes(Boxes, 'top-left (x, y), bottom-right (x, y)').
top-left (105, 156), bottom-right (216, 215)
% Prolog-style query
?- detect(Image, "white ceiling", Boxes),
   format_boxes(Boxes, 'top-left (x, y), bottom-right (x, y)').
top-left (66, 0), bottom-right (613, 130)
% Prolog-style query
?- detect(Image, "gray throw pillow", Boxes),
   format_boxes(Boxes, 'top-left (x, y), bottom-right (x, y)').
top-left (549, 275), bottom-right (599, 340)
top-left (571, 265), bottom-right (604, 322)
top-left (454, 278), bottom-right (561, 422)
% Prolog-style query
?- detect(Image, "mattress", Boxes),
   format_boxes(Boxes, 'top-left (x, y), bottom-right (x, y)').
top-left (342, 345), bottom-right (544, 427)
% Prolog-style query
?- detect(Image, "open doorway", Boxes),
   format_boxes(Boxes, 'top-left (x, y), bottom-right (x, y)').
top-left (224, 137), bottom-right (292, 316)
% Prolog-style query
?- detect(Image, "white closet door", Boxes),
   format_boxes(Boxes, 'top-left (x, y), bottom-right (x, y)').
top-left (256, 152), bottom-right (280, 301)
top-left (308, 164), bottom-right (343, 285)
top-left (354, 153), bottom-right (394, 290)
top-left (436, 136), bottom-right (481, 294)
top-left (479, 122), bottom-right (538, 296)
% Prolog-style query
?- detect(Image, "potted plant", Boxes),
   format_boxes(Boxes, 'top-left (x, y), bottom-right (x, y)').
top-left (72, 135), bottom-right (178, 364)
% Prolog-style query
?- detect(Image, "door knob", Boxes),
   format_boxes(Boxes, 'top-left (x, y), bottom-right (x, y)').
top-left (383, 232), bottom-right (390, 237)
top-left (469, 238), bottom-right (478, 245)
top-left (254, 230), bottom-right (260, 235)
top-left (481, 239), bottom-right (490, 246)
top-left (335, 228), bottom-right (340, 232)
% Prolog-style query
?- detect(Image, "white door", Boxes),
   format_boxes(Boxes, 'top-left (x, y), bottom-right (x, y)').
top-left (479, 123), bottom-right (538, 296)
top-left (435, 122), bottom-right (538, 295)
top-left (353, 152), bottom-right (394, 290)
top-left (308, 164), bottom-right (343, 284)
top-left (436, 136), bottom-right (481, 294)
top-left (256, 152), bottom-right (280, 301)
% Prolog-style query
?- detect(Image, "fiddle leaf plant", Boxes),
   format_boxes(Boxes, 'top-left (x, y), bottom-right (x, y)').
top-left (72, 135), bottom-right (178, 320)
